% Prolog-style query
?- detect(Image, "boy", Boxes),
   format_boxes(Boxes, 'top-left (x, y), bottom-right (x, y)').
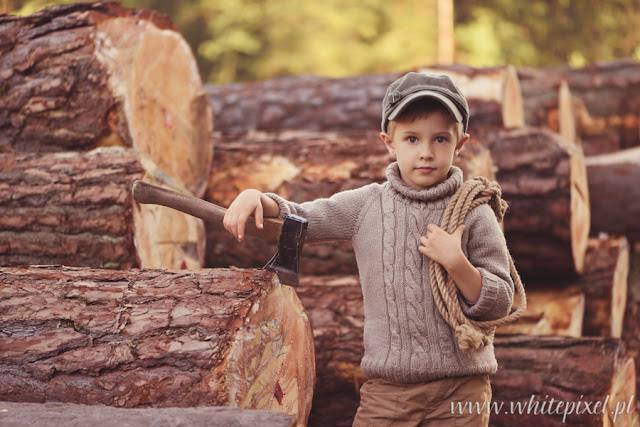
top-left (223, 72), bottom-right (514, 426)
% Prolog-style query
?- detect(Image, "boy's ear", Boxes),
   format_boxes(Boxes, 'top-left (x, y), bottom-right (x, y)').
top-left (455, 133), bottom-right (470, 156)
top-left (380, 131), bottom-right (396, 157)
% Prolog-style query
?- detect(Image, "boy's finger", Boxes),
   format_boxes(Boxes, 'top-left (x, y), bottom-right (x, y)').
top-left (237, 215), bottom-right (247, 242)
top-left (452, 224), bottom-right (466, 238)
top-left (255, 204), bottom-right (264, 230)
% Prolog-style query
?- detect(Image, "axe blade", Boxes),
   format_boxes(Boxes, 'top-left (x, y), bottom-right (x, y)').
top-left (264, 214), bottom-right (308, 287)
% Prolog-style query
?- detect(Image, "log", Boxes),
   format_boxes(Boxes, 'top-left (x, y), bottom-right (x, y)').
top-left (474, 126), bottom-right (591, 278)
top-left (0, 2), bottom-right (213, 198)
top-left (518, 69), bottom-right (578, 144)
top-left (0, 266), bottom-right (314, 426)
top-left (206, 65), bottom-right (523, 134)
top-left (205, 130), bottom-right (495, 275)
top-left (491, 335), bottom-right (638, 427)
top-left (0, 148), bottom-right (206, 270)
top-left (585, 147), bottom-right (640, 243)
top-left (0, 401), bottom-right (295, 427)
top-left (519, 60), bottom-right (640, 156)
top-left (623, 242), bottom-right (640, 399)
top-left (576, 236), bottom-right (630, 338)
top-left (295, 275), bottom-right (366, 427)
top-left (416, 64), bottom-right (524, 129)
top-left (495, 285), bottom-right (584, 338)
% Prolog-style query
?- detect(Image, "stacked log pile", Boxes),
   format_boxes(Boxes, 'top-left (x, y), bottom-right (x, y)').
top-left (1, 3), bottom-right (315, 426)
top-left (204, 61), bottom-right (640, 426)
top-left (3, 2), bottom-right (640, 426)
top-left (0, 1), bottom-right (214, 270)
top-left (519, 60), bottom-right (640, 156)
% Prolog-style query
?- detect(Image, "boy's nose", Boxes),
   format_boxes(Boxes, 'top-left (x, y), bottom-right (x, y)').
top-left (419, 143), bottom-right (434, 160)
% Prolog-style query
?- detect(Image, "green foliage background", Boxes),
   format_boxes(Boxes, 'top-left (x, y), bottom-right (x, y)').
top-left (5, 0), bottom-right (640, 83)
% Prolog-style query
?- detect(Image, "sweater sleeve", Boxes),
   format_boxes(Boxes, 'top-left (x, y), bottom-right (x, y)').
top-left (457, 203), bottom-right (515, 321)
top-left (264, 183), bottom-right (379, 243)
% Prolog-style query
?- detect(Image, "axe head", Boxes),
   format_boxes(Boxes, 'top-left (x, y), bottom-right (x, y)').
top-left (264, 214), bottom-right (308, 287)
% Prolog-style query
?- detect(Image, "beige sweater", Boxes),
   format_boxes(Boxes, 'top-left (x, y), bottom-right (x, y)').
top-left (266, 162), bottom-right (514, 383)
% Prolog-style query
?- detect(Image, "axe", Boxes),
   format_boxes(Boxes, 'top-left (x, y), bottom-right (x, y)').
top-left (131, 180), bottom-right (307, 287)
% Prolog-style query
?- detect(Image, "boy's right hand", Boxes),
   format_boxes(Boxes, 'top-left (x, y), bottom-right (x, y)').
top-left (223, 189), bottom-right (265, 242)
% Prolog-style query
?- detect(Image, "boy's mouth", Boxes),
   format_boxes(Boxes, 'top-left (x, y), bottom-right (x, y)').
top-left (416, 166), bottom-right (435, 173)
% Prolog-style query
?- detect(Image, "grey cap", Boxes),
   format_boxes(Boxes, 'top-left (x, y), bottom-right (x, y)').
top-left (381, 72), bottom-right (469, 133)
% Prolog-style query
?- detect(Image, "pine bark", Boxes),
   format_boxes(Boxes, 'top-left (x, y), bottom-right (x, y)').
top-left (0, 2), bottom-right (213, 198)
top-left (474, 126), bottom-right (591, 278)
top-left (206, 65), bottom-right (523, 134)
top-left (0, 266), bottom-right (315, 426)
top-left (0, 402), bottom-right (296, 427)
top-left (0, 149), bottom-right (206, 270)
top-left (491, 336), bottom-right (638, 427)
top-left (295, 275), bottom-right (366, 427)
top-left (518, 70), bottom-right (578, 143)
top-left (585, 146), bottom-right (640, 243)
top-left (205, 130), bottom-right (494, 275)
top-left (518, 60), bottom-right (640, 156)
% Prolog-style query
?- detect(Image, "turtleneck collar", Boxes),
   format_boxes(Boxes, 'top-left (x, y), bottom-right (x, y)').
top-left (385, 162), bottom-right (462, 202)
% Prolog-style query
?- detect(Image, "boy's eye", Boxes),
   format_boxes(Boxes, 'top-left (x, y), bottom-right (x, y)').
top-left (407, 136), bottom-right (418, 143)
top-left (435, 136), bottom-right (447, 143)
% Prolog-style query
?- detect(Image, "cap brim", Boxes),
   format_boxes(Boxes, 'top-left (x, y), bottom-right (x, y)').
top-left (387, 90), bottom-right (464, 123)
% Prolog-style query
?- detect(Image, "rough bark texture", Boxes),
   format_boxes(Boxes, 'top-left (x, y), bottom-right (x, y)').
top-left (295, 275), bottom-right (366, 427)
top-left (519, 60), bottom-right (640, 156)
top-left (495, 285), bottom-right (584, 337)
top-left (205, 130), bottom-right (494, 275)
top-left (0, 266), bottom-right (314, 426)
top-left (518, 71), bottom-right (577, 143)
top-left (585, 146), bottom-right (640, 243)
top-left (206, 65), bottom-right (522, 134)
top-left (0, 401), bottom-right (295, 427)
top-left (474, 126), bottom-right (591, 278)
top-left (0, 2), bottom-right (213, 198)
top-left (0, 148), bottom-right (206, 270)
top-left (491, 336), bottom-right (638, 427)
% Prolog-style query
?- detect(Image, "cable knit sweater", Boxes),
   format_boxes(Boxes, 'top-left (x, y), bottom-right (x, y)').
top-left (266, 162), bottom-right (514, 383)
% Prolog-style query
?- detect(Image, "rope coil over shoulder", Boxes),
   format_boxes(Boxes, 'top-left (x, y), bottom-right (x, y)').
top-left (430, 176), bottom-right (527, 352)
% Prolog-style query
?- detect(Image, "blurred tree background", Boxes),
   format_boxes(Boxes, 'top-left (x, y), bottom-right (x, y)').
top-left (3, 0), bottom-right (640, 84)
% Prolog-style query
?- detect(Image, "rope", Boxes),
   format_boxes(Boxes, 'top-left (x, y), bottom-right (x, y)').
top-left (429, 176), bottom-right (527, 352)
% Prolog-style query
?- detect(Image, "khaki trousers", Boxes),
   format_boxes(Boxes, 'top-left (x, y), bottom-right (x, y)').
top-left (352, 374), bottom-right (491, 427)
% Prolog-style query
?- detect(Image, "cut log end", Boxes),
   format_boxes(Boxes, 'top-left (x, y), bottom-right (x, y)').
top-left (501, 65), bottom-right (525, 128)
top-left (226, 279), bottom-right (315, 426)
top-left (570, 149), bottom-right (591, 275)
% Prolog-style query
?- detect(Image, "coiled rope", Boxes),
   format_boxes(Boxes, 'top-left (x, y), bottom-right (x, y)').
top-left (429, 176), bottom-right (527, 352)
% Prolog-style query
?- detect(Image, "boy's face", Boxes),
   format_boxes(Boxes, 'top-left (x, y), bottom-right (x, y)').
top-left (381, 110), bottom-right (469, 191)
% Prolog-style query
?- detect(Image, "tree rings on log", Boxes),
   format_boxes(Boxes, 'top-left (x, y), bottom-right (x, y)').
top-left (0, 266), bottom-right (314, 426)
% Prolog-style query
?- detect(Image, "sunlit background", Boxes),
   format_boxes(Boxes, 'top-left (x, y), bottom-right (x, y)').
top-left (3, 0), bottom-right (640, 83)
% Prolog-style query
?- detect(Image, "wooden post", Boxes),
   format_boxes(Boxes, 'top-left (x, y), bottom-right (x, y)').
top-left (437, 0), bottom-right (454, 64)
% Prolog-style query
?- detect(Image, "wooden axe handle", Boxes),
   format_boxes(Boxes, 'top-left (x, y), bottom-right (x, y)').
top-left (132, 180), bottom-right (283, 244)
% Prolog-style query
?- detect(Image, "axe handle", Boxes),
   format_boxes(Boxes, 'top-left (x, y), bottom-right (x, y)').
top-left (132, 180), bottom-right (283, 244)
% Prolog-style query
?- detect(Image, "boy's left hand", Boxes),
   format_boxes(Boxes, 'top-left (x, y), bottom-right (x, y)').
top-left (419, 223), bottom-right (466, 270)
